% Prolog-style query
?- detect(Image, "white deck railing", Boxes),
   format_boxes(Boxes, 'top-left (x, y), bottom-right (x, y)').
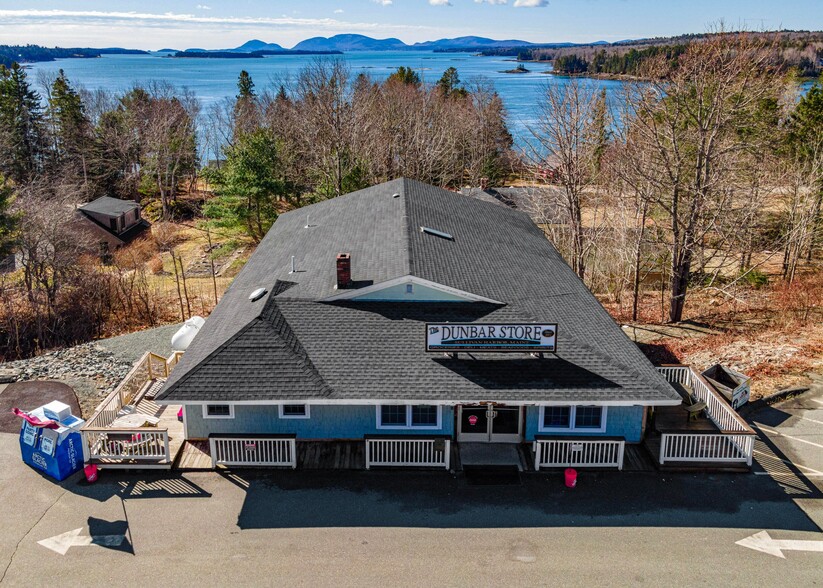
top-left (209, 435), bottom-right (297, 468)
top-left (365, 437), bottom-right (451, 469)
top-left (659, 433), bottom-right (754, 465)
top-left (656, 365), bottom-right (751, 433)
top-left (656, 365), bottom-right (755, 466)
top-left (82, 428), bottom-right (170, 462)
top-left (533, 437), bottom-right (625, 470)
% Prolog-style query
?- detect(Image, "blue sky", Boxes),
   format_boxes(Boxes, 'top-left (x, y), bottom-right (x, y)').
top-left (0, 1), bottom-right (819, 49)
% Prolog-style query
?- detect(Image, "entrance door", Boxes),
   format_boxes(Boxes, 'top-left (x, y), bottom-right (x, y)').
top-left (458, 405), bottom-right (522, 443)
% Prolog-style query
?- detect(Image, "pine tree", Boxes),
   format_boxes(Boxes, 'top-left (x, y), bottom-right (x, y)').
top-left (387, 66), bottom-right (421, 86)
top-left (0, 63), bottom-right (44, 184)
top-left (237, 70), bottom-right (255, 99)
top-left (437, 67), bottom-right (465, 97)
top-left (47, 70), bottom-right (92, 186)
top-left (233, 70), bottom-right (259, 139)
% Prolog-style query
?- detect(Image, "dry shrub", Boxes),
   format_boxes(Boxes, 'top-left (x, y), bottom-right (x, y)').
top-left (115, 237), bottom-right (158, 268)
top-left (148, 255), bottom-right (164, 275)
top-left (0, 265), bottom-right (116, 360)
top-left (152, 221), bottom-right (183, 251)
top-left (772, 274), bottom-right (823, 326)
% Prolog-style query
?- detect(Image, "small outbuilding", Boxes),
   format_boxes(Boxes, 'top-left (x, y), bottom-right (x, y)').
top-left (75, 196), bottom-right (150, 258)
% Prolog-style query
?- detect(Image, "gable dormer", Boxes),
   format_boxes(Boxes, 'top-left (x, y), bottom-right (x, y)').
top-left (323, 274), bottom-right (503, 304)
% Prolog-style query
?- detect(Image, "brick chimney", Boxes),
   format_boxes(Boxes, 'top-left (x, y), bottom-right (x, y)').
top-left (336, 253), bottom-right (352, 289)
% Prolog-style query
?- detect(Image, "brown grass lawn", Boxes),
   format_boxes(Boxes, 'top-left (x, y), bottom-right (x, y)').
top-left (603, 273), bottom-right (823, 400)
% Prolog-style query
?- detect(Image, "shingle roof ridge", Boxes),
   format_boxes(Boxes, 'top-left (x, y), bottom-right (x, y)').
top-left (261, 296), bottom-right (334, 397)
top-left (157, 280), bottom-right (303, 400)
top-left (400, 178), bottom-right (413, 276)
top-left (156, 318), bottom-right (261, 400)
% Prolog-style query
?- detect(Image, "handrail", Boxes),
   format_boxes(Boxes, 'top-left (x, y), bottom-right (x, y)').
top-left (659, 432), bottom-right (754, 466)
top-left (83, 351), bottom-right (172, 430)
top-left (365, 437), bottom-right (451, 470)
top-left (81, 426), bottom-right (169, 433)
top-left (657, 365), bottom-right (754, 435)
top-left (84, 351), bottom-right (154, 427)
top-left (82, 428), bottom-right (170, 462)
top-left (210, 435), bottom-right (297, 468)
top-left (533, 437), bottom-right (625, 470)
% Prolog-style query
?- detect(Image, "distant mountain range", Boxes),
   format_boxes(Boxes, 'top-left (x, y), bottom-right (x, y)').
top-left (178, 34), bottom-right (609, 54)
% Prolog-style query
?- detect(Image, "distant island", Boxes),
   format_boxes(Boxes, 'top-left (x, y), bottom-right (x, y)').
top-left (501, 63), bottom-right (531, 74)
top-left (173, 49), bottom-right (343, 59)
top-left (0, 45), bottom-right (147, 67)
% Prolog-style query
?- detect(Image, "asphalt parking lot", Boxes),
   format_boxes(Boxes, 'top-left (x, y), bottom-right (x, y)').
top-left (1, 387), bottom-right (822, 587)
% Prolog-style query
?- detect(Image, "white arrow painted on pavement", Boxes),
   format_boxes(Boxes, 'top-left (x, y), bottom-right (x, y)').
top-left (736, 531), bottom-right (823, 559)
top-left (38, 528), bottom-right (126, 556)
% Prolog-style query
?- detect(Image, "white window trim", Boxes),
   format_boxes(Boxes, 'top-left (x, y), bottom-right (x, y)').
top-left (376, 405), bottom-right (442, 430)
top-left (538, 405), bottom-right (608, 433)
top-left (279, 404), bottom-right (311, 419)
top-left (202, 404), bottom-right (234, 419)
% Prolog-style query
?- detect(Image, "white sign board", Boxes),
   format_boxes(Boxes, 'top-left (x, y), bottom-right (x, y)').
top-left (426, 323), bottom-right (557, 353)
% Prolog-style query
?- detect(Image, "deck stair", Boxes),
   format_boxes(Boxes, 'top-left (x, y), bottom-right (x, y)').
top-left (143, 378), bottom-right (167, 401)
top-left (80, 352), bottom-right (183, 470)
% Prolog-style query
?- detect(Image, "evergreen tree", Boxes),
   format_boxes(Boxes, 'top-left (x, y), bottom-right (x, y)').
top-left (387, 66), bottom-right (421, 86)
top-left (203, 128), bottom-right (292, 242)
top-left (787, 75), bottom-right (823, 261)
top-left (47, 70), bottom-right (93, 186)
top-left (437, 67), bottom-right (466, 97)
top-left (237, 70), bottom-right (255, 99)
top-left (233, 70), bottom-right (259, 139)
top-left (0, 63), bottom-right (44, 184)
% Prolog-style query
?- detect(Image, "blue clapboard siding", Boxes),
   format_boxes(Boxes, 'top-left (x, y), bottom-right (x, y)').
top-left (186, 404), bottom-right (455, 439)
top-left (524, 405), bottom-right (644, 443)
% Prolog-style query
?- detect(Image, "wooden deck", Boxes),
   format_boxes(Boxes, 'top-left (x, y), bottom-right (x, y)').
top-left (622, 444), bottom-right (657, 472)
top-left (652, 403), bottom-right (719, 433)
top-left (136, 397), bottom-right (186, 466)
top-left (90, 395), bottom-right (186, 469)
top-left (170, 439), bottom-right (653, 473)
top-left (175, 440), bottom-right (213, 469)
top-left (298, 440), bottom-right (364, 469)
top-left (645, 405), bottom-right (749, 472)
top-left (177, 440), bottom-right (447, 471)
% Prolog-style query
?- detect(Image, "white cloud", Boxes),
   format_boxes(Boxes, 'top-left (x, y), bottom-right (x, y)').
top-left (372, 0), bottom-right (393, 5)
top-left (0, 9), bottom-right (444, 48)
top-left (475, 0), bottom-right (508, 4)
top-left (334, 9), bottom-right (344, 13)
top-left (513, 0), bottom-right (548, 6)
top-left (196, 4), bottom-right (211, 10)
top-left (429, 0), bottom-right (452, 5)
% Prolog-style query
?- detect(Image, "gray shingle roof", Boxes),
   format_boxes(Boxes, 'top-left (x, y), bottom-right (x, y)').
top-left (157, 178), bottom-right (679, 405)
top-left (78, 196), bottom-right (140, 216)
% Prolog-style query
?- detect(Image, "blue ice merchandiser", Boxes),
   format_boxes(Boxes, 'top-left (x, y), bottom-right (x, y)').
top-left (19, 403), bottom-right (85, 482)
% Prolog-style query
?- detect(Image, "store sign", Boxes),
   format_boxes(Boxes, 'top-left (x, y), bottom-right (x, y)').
top-left (426, 323), bottom-right (557, 352)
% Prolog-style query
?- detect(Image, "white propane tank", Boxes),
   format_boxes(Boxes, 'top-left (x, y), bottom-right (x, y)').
top-left (171, 316), bottom-right (205, 352)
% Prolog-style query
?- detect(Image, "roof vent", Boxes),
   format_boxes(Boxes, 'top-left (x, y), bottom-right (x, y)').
top-left (249, 287), bottom-right (267, 302)
top-left (392, 193), bottom-right (400, 199)
top-left (420, 226), bottom-right (454, 241)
